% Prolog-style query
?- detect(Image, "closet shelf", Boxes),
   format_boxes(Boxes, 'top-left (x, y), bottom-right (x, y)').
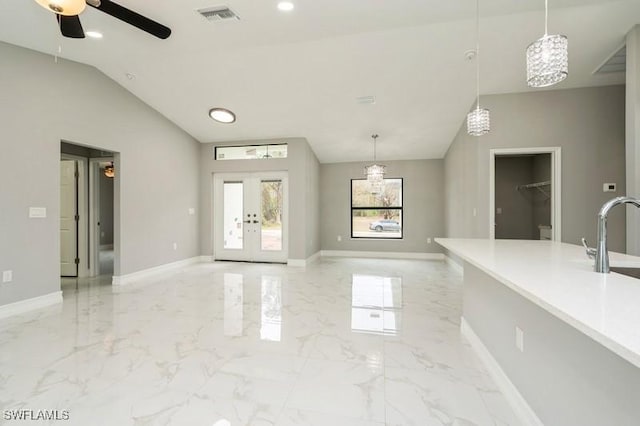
top-left (517, 180), bottom-right (551, 198)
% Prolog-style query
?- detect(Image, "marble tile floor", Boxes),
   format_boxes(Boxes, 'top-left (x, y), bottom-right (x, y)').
top-left (0, 258), bottom-right (520, 425)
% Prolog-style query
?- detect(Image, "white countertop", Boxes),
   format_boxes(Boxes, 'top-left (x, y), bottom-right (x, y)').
top-left (436, 238), bottom-right (640, 369)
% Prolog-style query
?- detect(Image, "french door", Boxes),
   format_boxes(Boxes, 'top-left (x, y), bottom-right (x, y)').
top-left (214, 172), bottom-right (288, 263)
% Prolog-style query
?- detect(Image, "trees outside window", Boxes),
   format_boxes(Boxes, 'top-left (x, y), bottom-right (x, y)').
top-left (351, 178), bottom-right (403, 239)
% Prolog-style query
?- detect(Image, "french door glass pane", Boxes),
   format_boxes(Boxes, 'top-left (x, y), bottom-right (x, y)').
top-left (261, 180), bottom-right (283, 251)
top-left (223, 182), bottom-right (244, 249)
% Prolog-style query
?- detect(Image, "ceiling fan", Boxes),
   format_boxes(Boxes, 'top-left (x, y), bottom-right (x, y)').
top-left (35, 0), bottom-right (171, 39)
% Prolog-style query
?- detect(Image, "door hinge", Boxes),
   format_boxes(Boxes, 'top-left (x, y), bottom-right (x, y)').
top-left (75, 214), bottom-right (80, 221)
top-left (74, 171), bottom-right (79, 178)
top-left (74, 258), bottom-right (80, 265)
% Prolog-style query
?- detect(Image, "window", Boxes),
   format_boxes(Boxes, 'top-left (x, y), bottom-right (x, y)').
top-left (351, 178), bottom-right (403, 239)
top-left (215, 144), bottom-right (287, 160)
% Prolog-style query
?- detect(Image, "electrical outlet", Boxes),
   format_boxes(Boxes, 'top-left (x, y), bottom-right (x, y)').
top-left (337, 235), bottom-right (342, 242)
top-left (473, 208), bottom-right (477, 217)
top-left (2, 270), bottom-right (12, 283)
top-left (496, 207), bottom-right (502, 215)
top-left (427, 238), bottom-right (432, 244)
top-left (173, 243), bottom-right (178, 250)
top-left (603, 183), bottom-right (616, 192)
top-left (188, 208), bottom-right (195, 215)
top-left (515, 326), bottom-right (524, 352)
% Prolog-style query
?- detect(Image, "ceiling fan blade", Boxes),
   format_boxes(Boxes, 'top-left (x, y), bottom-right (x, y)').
top-left (88, 0), bottom-right (171, 39)
top-left (57, 15), bottom-right (85, 39)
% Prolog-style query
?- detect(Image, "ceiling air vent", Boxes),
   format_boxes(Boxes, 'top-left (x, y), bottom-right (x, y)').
top-left (197, 6), bottom-right (240, 21)
top-left (594, 44), bottom-right (626, 75)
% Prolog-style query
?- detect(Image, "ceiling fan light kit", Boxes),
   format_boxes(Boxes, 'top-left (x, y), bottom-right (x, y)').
top-left (36, 0), bottom-right (85, 16)
top-left (35, 0), bottom-right (171, 40)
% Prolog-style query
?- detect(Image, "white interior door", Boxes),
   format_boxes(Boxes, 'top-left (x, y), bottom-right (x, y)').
top-left (214, 172), bottom-right (288, 263)
top-left (60, 160), bottom-right (78, 276)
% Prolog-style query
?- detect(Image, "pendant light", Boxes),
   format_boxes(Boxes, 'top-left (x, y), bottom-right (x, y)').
top-left (35, 0), bottom-right (86, 16)
top-left (526, 0), bottom-right (568, 88)
top-left (364, 134), bottom-right (386, 194)
top-left (467, 0), bottom-right (490, 137)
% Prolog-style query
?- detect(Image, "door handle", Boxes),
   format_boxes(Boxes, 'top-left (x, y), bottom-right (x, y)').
top-left (243, 220), bottom-right (251, 224)
top-left (252, 220), bottom-right (259, 224)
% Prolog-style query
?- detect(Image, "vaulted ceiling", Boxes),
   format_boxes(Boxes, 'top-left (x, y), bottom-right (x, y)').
top-left (1, 0), bottom-right (638, 162)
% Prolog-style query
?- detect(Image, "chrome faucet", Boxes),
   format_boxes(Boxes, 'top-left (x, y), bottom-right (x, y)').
top-left (582, 196), bottom-right (640, 273)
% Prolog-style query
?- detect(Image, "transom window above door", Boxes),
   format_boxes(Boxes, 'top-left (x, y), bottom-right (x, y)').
top-left (214, 144), bottom-right (287, 160)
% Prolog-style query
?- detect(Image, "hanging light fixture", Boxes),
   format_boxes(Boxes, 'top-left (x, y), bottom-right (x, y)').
top-left (526, 0), bottom-right (568, 88)
top-left (104, 162), bottom-right (115, 178)
top-left (364, 134), bottom-right (386, 194)
top-left (467, 0), bottom-right (490, 137)
top-left (34, 0), bottom-right (86, 16)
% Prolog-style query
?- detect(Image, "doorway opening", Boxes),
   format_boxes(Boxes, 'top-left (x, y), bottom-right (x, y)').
top-left (489, 147), bottom-right (562, 241)
top-left (60, 142), bottom-right (118, 281)
top-left (213, 172), bottom-right (288, 263)
top-left (95, 160), bottom-right (115, 276)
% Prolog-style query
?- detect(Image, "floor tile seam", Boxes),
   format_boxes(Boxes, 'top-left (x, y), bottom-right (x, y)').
top-left (272, 354), bottom-right (311, 424)
top-left (277, 406), bottom-right (387, 425)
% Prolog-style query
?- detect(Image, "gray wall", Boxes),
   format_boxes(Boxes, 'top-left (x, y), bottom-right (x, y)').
top-left (305, 144), bottom-right (321, 257)
top-left (199, 138), bottom-right (320, 261)
top-left (99, 171), bottom-right (114, 246)
top-left (626, 25), bottom-right (640, 255)
top-left (464, 262), bottom-right (640, 426)
top-left (495, 156), bottom-right (535, 240)
top-left (320, 160), bottom-right (444, 253)
top-left (445, 85), bottom-right (627, 252)
top-left (0, 42), bottom-right (200, 306)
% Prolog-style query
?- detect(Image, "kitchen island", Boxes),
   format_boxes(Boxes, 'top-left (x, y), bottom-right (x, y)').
top-left (436, 238), bottom-right (640, 426)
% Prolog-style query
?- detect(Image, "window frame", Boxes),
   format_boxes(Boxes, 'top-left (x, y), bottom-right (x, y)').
top-left (350, 178), bottom-right (404, 240)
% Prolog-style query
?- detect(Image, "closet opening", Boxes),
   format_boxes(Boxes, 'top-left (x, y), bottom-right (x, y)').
top-left (489, 147), bottom-right (562, 241)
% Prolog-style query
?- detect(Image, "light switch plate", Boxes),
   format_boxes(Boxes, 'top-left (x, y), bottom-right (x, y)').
top-left (188, 208), bottom-right (195, 215)
top-left (2, 270), bottom-right (12, 283)
top-left (29, 207), bottom-right (47, 218)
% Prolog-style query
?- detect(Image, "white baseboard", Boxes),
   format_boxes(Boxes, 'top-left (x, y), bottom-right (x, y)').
top-left (288, 251), bottom-right (321, 267)
top-left (112, 256), bottom-right (204, 286)
top-left (199, 255), bottom-right (214, 263)
top-left (0, 291), bottom-right (63, 320)
top-left (320, 250), bottom-right (444, 260)
top-left (460, 317), bottom-right (543, 426)
top-left (445, 255), bottom-right (463, 273)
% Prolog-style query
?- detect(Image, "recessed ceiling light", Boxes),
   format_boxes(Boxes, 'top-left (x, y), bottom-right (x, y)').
top-left (86, 31), bottom-right (103, 39)
top-left (209, 108), bottom-right (236, 124)
top-left (277, 1), bottom-right (294, 12)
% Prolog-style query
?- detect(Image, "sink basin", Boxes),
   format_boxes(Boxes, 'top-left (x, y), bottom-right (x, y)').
top-left (609, 267), bottom-right (640, 279)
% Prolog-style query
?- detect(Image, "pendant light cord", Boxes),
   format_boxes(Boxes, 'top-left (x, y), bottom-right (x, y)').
top-left (372, 134), bottom-right (378, 162)
top-left (475, 0), bottom-right (481, 110)
top-left (545, 0), bottom-right (548, 36)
